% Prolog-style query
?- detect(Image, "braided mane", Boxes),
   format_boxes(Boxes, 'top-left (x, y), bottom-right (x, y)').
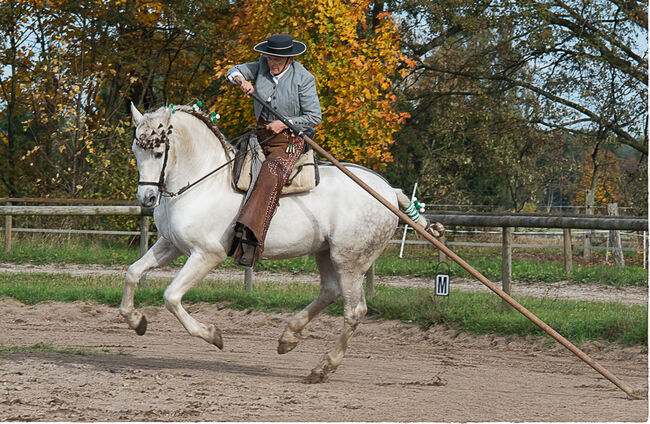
top-left (172, 105), bottom-right (236, 157)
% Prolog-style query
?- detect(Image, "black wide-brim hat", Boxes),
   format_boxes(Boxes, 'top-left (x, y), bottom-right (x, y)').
top-left (253, 34), bottom-right (306, 57)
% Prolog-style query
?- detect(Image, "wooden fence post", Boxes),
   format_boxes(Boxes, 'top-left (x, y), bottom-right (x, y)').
top-left (607, 203), bottom-right (625, 266)
top-left (244, 266), bottom-right (253, 291)
top-left (643, 231), bottom-right (648, 269)
top-left (4, 202), bottom-right (12, 252)
top-left (583, 189), bottom-right (594, 262)
top-left (438, 234), bottom-right (447, 262)
top-left (138, 215), bottom-right (149, 288)
top-left (501, 226), bottom-right (512, 311)
top-left (563, 228), bottom-right (573, 272)
top-left (365, 262), bottom-right (375, 298)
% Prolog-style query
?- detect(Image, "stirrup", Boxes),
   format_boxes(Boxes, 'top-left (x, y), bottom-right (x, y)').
top-left (230, 225), bottom-right (260, 266)
top-left (233, 239), bottom-right (259, 267)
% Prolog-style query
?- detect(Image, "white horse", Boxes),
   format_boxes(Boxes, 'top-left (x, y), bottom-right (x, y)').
top-left (120, 103), bottom-right (442, 383)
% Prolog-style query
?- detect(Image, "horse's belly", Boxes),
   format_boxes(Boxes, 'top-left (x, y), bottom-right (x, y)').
top-left (263, 212), bottom-right (327, 259)
top-left (262, 171), bottom-right (398, 259)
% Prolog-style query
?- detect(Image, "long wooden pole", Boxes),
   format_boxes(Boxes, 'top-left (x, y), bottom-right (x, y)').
top-left (249, 91), bottom-right (643, 399)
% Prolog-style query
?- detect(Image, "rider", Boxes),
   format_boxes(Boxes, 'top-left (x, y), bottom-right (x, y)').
top-left (226, 33), bottom-right (322, 266)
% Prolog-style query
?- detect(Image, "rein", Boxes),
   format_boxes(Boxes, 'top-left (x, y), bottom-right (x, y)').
top-left (138, 125), bottom-right (273, 198)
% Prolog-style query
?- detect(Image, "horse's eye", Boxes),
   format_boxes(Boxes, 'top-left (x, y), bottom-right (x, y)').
top-left (154, 152), bottom-right (163, 159)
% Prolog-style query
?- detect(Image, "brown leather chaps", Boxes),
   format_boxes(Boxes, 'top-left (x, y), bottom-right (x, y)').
top-left (233, 119), bottom-right (304, 263)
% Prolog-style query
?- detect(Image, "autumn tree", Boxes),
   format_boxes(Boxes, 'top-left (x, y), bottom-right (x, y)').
top-left (393, 0), bottom-right (647, 154)
top-left (0, 0), bottom-right (42, 196)
top-left (385, 14), bottom-right (566, 211)
top-left (213, 0), bottom-right (410, 169)
top-left (383, 0), bottom-right (646, 211)
top-left (0, 0), bottom-right (233, 199)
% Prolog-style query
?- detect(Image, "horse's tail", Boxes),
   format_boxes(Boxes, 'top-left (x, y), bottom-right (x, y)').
top-left (394, 189), bottom-right (445, 238)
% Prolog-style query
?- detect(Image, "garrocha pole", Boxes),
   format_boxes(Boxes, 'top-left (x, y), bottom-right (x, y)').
top-left (246, 90), bottom-right (643, 400)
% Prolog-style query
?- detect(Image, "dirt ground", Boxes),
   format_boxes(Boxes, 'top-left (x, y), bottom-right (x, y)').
top-left (0, 294), bottom-right (648, 421)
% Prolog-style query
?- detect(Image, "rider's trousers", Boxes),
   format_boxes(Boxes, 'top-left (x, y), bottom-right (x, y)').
top-left (235, 119), bottom-right (304, 258)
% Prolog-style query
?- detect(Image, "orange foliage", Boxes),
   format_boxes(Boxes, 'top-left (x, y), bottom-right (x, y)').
top-left (573, 151), bottom-right (625, 207)
top-left (213, 0), bottom-right (410, 169)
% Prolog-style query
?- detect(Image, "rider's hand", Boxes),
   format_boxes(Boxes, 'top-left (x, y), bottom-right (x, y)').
top-left (234, 76), bottom-right (254, 96)
top-left (265, 120), bottom-right (288, 134)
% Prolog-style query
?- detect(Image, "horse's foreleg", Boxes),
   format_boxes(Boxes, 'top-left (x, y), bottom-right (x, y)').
top-left (120, 237), bottom-right (181, 335)
top-left (163, 252), bottom-right (224, 349)
top-left (278, 252), bottom-right (340, 354)
top-left (304, 274), bottom-right (367, 384)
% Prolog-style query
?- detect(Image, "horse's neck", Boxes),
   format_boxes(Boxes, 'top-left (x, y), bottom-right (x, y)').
top-left (165, 114), bottom-right (231, 192)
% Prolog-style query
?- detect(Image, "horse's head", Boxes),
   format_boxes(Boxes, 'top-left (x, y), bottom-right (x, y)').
top-left (130, 102), bottom-right (174, 207)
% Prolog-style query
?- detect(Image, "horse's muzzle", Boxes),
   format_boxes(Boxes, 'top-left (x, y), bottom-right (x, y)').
top-left (137, 186), bottom-right (159, 208)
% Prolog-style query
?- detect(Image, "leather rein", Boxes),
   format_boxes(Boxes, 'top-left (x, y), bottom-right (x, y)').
top-left (136, 125), bottom-right (269, 198)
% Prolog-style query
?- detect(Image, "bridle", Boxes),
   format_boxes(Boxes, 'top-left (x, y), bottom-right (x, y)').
top-left (135, 124), bottom-right (271, 199)
top-left (136, 123), bottom-right (175, 196)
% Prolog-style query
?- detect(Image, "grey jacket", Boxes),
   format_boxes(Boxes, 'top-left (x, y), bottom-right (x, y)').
top-left (227, 56), bottom-right (322, 131)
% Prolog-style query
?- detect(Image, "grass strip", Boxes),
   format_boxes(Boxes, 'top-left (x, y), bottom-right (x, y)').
top-left (0, 342), bottom-right (131, 356)
top-left (0, 239), bottom-right (646, 286)
top-left (0, 273), bottom-right (646, 346)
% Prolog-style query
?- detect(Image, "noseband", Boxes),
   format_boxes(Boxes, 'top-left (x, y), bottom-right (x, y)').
top-left (136, 123), bottom-right (174, 196)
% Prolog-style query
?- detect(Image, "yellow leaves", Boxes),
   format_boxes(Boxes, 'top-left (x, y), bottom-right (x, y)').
top-left (402, 57), bottom-right (417, 69)
top-left (213, 0), bottom-right (405, 168)
top-left (132, 0), bottom-right (165, 27)
top-left (397, 112), bottom-right (410, 125)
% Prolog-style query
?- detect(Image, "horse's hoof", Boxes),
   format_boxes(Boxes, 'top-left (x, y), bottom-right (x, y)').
top-left (135, 315), bottom-right (147, 336)
top-left (277, 340), bottom-right (298, 355)
top-left (302, 371), bottom-right (328, 384)
top-left (208, 325), bottom-right (223, 350)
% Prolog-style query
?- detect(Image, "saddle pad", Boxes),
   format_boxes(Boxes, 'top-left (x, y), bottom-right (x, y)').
top-left (233, 137), bottom-right (319, 195)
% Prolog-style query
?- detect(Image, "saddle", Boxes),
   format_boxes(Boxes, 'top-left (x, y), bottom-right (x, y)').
top-left (232, 133), bottom-right (320, 195)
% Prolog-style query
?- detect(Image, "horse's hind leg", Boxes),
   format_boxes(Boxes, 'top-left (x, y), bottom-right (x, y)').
top-left (120, 237), bottom-right (181, 335)
top-left (278, 251), bottom-right (341, 354)
top-left (163, 252), bottom-right (224, 349)
top-left (304, 271), bottom-right (367, 384)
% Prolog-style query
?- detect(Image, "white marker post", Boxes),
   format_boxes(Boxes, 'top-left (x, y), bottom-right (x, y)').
top-left (399, 182), bottom-right (418, 258)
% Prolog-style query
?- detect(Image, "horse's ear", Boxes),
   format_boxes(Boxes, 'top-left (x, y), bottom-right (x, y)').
top-left (163, 106), bottom-right (172, 126)
top-left (131, 102), bottom-right (143, 127)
